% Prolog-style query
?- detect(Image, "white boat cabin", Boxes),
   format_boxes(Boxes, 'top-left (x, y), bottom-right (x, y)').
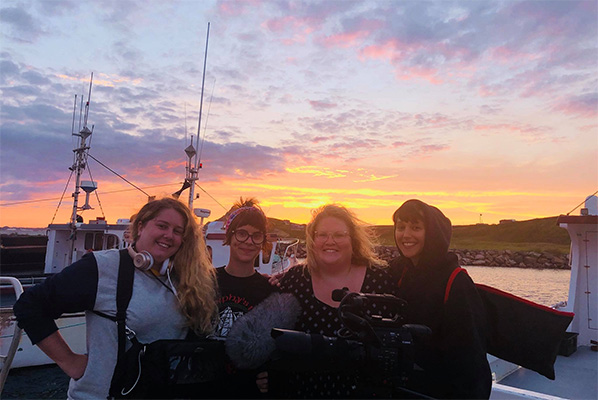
top-left (44, 218), bottom-right (128, 274)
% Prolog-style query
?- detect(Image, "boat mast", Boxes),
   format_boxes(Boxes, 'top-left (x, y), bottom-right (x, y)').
top-left (68, 73), bottom-right (94, 264)
top-left (187, 22), bottom-right (210, 210)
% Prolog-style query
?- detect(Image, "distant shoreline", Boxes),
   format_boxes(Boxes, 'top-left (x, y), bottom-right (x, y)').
top-left (293, 244), bottom-right (570, 270)
top-left (2, 230), bottom-right (570, 271)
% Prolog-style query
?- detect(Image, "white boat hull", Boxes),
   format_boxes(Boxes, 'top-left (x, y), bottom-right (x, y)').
top-left (1, 310), bottom-right (86, 369)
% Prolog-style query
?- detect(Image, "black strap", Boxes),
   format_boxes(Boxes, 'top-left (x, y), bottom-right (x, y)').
top-left (108, 249), bottom-right (135, 398)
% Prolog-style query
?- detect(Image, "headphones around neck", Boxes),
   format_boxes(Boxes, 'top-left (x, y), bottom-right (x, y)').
top-left (127, 245), bottom-right (170, 275)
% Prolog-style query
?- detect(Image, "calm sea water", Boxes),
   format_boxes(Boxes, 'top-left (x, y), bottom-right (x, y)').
top-left (291, 259), bottom-right (571, 307)
top-left (463, 266), bottom-right (570, 307)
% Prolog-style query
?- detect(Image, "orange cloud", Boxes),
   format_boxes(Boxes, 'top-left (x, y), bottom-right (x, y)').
top-left (285, 166), bottom-right (347, 179)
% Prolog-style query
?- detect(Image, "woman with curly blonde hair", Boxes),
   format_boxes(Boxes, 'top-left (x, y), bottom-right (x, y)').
top-left (14, 197), bottom-right (218, 399)
top-left (271, 203), bottom-right (398, 398)
top-left (304, 203), bottom-right (386, 275)
top-left (130, 197), bottom-right (217, 333)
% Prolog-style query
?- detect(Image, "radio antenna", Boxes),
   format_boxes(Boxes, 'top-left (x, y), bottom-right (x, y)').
top-left (188, 22), bottom-right (210, 209)
top-left (194, 22), bottom-right (210, 171)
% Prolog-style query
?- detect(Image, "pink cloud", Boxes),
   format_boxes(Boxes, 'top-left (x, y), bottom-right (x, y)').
top-left (218, 0), bottom-right (262, 17)
top-left (281, 36), bottom-right (307, 46)
top-left (473, 123), bottom-right (548, 141)
top-left (420, 144), bottom-right (449, 153)
top-left (396, 66), bottom-right (443, 85)
top-left (262, 15), bottom-right (320, 46)
top-left (311, 135), bottom-right (333, 144)
top-left (309, 100), bottom-right (337, 111)
top-left (474, 123), bottom-right (534, 133)
top-left (490, 46), bottom-right (541, 64)
top-left (553, 93), bottom-right (597, 118)
top-left (263, 15), bottom-right (318, 34)
top-left (318, 19), bottom-right (384, 49)
top-left (360, 39), bottom-right (444, 85)
top-left (478, 84), bottom-right (502, 98)
top-left (360, 39), bottom-right (404, 61)
top-left (319, 30), bottom-right (369, 49)
top-left (396, 66), bottom-right (442, 85)
top-left (579, 123), bottom-right (598, 132)
top-left (331, 139), bottom-right (379, 151)
top-left (414, 113), bottom-right (451, 127)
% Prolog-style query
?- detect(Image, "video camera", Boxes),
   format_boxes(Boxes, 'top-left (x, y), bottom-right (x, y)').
top-left (269, 288), bottom-right (432, 398)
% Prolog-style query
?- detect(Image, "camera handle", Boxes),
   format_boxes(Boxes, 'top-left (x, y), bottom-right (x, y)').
top-left (338, 310), bottom-right (383, 345)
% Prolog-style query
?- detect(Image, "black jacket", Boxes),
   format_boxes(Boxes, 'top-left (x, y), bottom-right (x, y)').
top-left (391, 200), bottom-right (491, 399)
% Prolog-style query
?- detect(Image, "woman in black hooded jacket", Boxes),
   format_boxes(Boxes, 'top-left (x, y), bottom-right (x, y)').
top-left (391, 199), bottom-right (491, 399)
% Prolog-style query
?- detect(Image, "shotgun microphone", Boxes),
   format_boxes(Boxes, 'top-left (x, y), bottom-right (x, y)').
top-left (225, 292), bottom-right (301, 369)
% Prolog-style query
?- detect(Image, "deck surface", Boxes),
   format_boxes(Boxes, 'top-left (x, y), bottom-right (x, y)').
top-left (3, 364), bottom-right (68, 399)
top-left (498, 345), bottom-right (597, 400)
top-left (3, 346), bottom-right (596, 399)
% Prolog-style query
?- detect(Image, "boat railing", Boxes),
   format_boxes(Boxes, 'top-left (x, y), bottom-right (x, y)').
top-left (273, 238), bottom-right (300, 275)
top-left (0, 277), bottom-right (23, 393)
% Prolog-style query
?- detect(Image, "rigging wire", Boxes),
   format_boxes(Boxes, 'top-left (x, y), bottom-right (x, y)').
top-left (49, 169), bottom-right (75, 225)
top-left (184, 103), bottom-right (188, 145)
top-left (197, 79), bottom-right (216, 163)
top-left (194, 22), bottom-right (210, 171)
top-left (566, 189), bottom-right (598, 215)
top-left (195, 182), bottom-right (228, 212)
top-left (86, 153), bottom-right (151, 198)
top-left (86, 163), bottom-right (106, 219)
top-left (0, 183), bottom-right (183, 207)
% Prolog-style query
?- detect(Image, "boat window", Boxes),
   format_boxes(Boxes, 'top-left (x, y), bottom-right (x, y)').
top-left (84, 233), bottom-right (94, 250)
top-left (106, 235), bottom-right (119, 249)
top-left (94, 233), bottom-right (104, 250)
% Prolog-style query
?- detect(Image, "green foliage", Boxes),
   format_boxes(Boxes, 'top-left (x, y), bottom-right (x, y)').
top-left (264, 216), bottom-right (572, 255)
top-left (370, 217), bottom-right (570, 255)
top-left (451, 217), bottom-right (570, 244)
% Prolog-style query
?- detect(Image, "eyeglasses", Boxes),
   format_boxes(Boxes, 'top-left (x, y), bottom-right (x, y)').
top-left (233, 229), bottom-right (265, 245)
top-left (314, 231), bottom-right (350, 243)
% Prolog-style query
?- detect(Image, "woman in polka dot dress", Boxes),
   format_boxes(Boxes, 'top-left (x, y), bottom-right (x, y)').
top-left (273, 204), bottom-right (400, 398)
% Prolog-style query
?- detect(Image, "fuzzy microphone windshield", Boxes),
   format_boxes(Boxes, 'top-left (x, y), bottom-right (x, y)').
top-left (225, 292), bottom-right (301, 370)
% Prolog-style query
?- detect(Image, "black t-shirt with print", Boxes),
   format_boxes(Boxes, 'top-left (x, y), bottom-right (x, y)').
top-left (213, 266), bottom-right (279, 399)
top-left (214, 266), bottom-right (279, 338)
top-left (276, 265), bottom-right (400, 398)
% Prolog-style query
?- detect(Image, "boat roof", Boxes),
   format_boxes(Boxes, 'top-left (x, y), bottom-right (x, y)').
top-left (47, 223), bottom-right (127, 231)
top-left (556, 214), bottom-right (598, 224)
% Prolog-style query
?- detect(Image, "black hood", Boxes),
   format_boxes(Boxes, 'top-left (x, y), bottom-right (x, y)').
top-left (393, 199), bottom-right (452, 269)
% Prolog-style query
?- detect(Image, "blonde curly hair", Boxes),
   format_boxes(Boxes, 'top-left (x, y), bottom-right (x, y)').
top-left (305, 203), bottom-right (386, 274)
top-left (131, 197), bottom-right (217, 334)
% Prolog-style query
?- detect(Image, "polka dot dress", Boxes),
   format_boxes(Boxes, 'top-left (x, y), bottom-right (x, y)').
top-left (277, 265), bottom-right (400, 398)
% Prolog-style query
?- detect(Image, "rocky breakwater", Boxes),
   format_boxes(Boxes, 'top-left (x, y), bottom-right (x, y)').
top-left (375, 246), bottom-right (570, 270)
top-left (284, 244), bottom-right (569, 270)
top-left (452, 249), bottom-right (570, 269)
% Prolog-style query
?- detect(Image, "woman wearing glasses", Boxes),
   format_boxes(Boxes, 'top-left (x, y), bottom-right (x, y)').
top-left (212, 197), bottom-right (278, 397)
top-left (271, 204), bottom-right (398, 398)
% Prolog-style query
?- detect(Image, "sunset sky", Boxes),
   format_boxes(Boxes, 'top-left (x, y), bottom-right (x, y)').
top-left (1, 0), bottom-right (597, 228)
